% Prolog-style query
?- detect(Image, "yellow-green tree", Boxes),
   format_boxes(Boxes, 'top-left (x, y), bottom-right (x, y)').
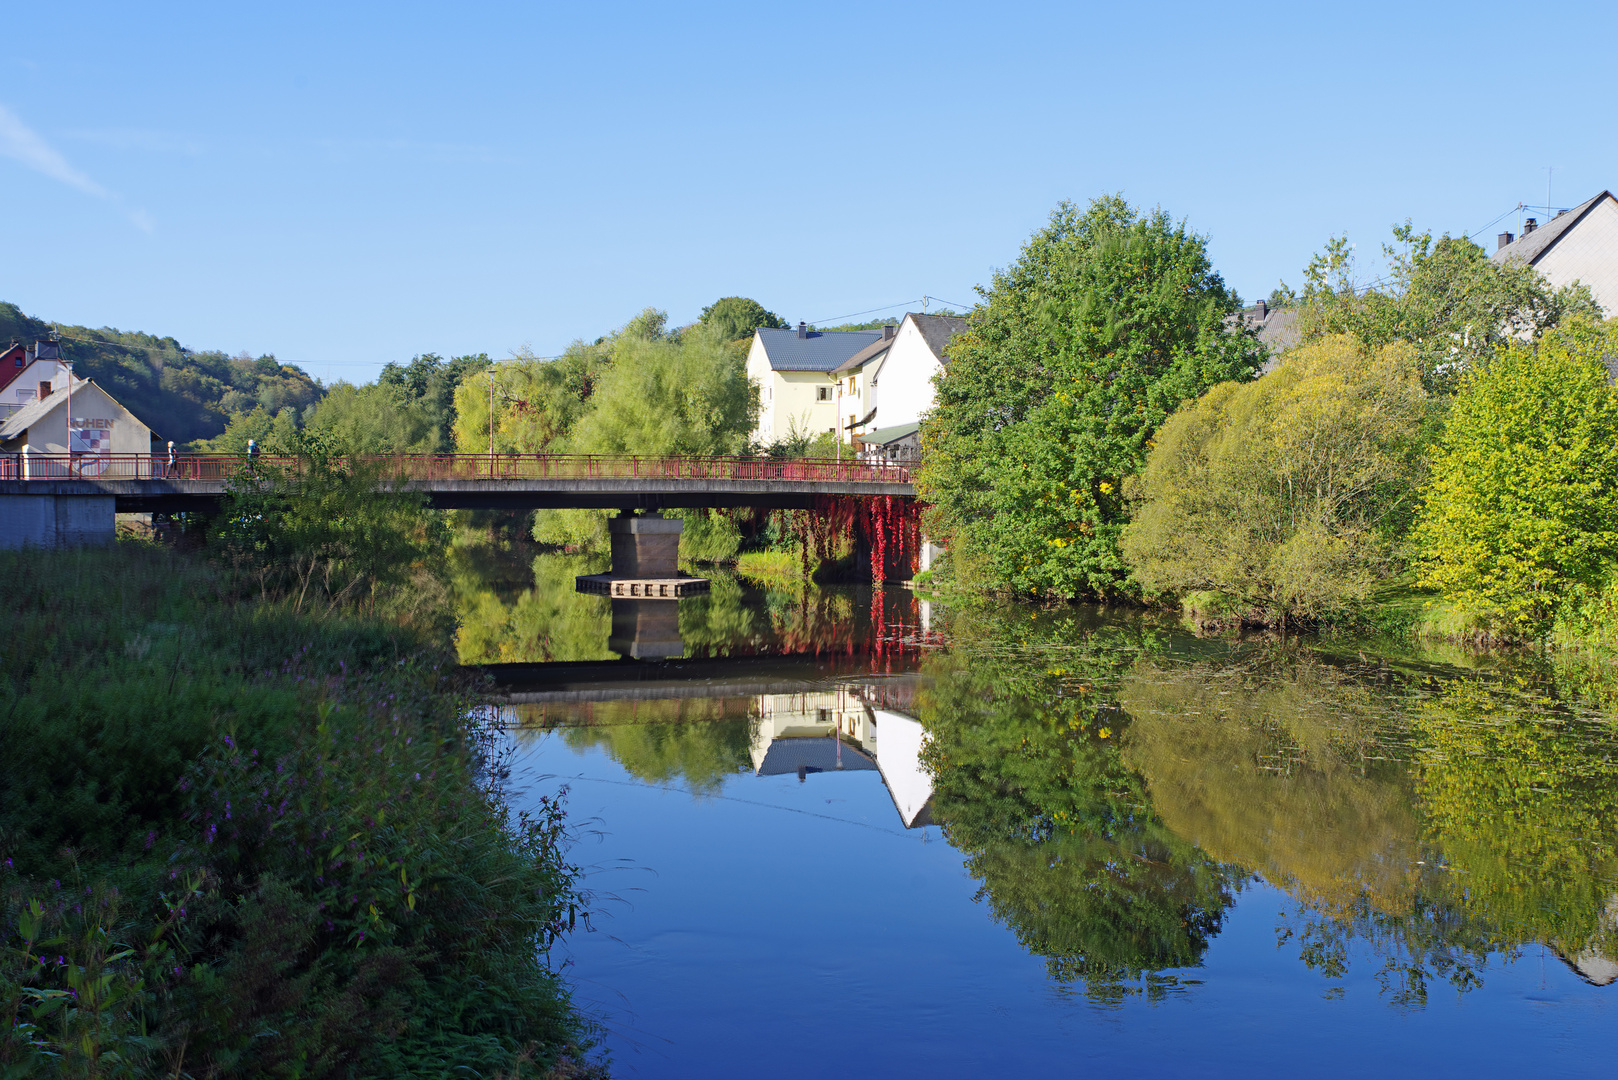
top-left (1121, 335), bottom-right (1427, 623)
top-left (1414, 323), bottom-right (1618, 634)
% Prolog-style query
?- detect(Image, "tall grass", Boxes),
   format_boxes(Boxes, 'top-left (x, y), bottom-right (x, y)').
top-left (0, 544), bottom-right (601, 1078)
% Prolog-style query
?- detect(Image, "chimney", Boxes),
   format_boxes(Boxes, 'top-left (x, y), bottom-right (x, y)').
top-left (1524, 217), bottom-right (1537, 234)
top-left (797, 321), bottom-right (808, 339)
top-left (1255, 299), bottom-right (1267, 319)
top-left (39, 381), bottom-right (52, 400)
top-left (1498, 231), bottom-right (1515, 250)
top-left (882, 322), bottom-right (895, 340)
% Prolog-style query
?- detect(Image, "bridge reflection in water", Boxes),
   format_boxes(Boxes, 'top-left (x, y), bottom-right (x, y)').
top-left (492, 663), bottom-right (934, 831)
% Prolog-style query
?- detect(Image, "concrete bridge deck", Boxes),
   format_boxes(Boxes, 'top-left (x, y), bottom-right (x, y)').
top-left (0, 453), bottom-right (916, 512)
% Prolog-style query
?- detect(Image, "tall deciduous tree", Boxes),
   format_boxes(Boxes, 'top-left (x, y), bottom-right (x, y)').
top-left (1414, 322), bottom-right (1618, 634)
top-left (1291, 224), bottom-right (1601, 392)
top-left (918, 197), bottom-right (1263, 598)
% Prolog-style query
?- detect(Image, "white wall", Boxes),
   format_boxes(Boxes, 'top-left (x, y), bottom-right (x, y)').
top-left (871, 316), bottom-right (946, 429)
top-left (1538, 197), bottom-right (1618, 318)
top-left (1, 359), bottom-right (71, 410)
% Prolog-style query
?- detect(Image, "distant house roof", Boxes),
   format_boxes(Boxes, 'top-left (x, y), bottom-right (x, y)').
top-left (1493, 190), bottom-right (1617, 267)
top-left (1228, 302), bottom-right (1302, 372)
top-left (756, 327), bottom-right (883, 372)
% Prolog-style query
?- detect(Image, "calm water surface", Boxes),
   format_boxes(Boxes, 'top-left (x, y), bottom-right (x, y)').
top-left (462, 549), bottom-right (1618, 1077)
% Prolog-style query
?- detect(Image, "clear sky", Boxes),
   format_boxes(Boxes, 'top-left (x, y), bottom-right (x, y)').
top-left (4, 1), bottom-right (1615, 385)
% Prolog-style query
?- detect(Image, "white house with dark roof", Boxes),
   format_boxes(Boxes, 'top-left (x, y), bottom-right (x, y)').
top-left (747, 322), bottom-right (884, 447)
top-left (822, 312), bottom-right (967, 454)
top-left (1492, 190), bottom-right (1618, 316)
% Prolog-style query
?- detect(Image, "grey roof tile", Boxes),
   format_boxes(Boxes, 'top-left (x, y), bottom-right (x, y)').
top-left (758, 328), bottom-right (883, 372)
top-left (909, 313), bottom-right (968, 362)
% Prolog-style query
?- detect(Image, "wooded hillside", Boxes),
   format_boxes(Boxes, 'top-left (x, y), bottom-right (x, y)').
top-left (0, 301), bottom-right (323, 446)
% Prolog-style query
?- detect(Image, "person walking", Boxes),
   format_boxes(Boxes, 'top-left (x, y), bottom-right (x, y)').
top-left (164, 440), bottom-right (177, 478)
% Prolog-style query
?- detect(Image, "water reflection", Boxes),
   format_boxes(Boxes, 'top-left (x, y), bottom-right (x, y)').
top-left (452, 543), bottom-right (935, 664)
top-left (913, 608), bottom-right (1618, 1002)
top-left (468, 552), bottom-right (1618, 1012)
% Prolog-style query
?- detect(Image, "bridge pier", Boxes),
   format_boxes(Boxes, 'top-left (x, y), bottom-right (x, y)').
top-left (0, 494), bottom-right (116, 549)
top-left (576, 511), bottom-right (709, 659)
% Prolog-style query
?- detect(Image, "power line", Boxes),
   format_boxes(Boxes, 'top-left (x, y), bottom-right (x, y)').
top-left (807, 299), bottom-right (924, 325)
top-left (807, 294), bottom-right (973, 326)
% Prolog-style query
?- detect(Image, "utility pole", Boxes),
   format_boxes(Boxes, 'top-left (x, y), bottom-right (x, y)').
top-left (487, 365), bottom-right (497, 471)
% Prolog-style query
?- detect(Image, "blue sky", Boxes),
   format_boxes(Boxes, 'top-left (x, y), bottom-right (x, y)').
top-left (3, 1), bottom-right (1614, 385)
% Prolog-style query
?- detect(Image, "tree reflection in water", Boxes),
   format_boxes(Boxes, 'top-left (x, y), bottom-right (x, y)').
top-left (915, 613), bottom-right (1242, 1004)
top-left (916, 607), bottom-right (1618, 1003)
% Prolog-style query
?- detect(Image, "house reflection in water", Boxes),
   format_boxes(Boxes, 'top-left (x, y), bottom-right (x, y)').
top-left (750, 686), bottom-right (934, 829)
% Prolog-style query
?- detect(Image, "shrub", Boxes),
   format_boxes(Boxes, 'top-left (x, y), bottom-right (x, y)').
top-left (1414, 323), bottom-right (1618, 636)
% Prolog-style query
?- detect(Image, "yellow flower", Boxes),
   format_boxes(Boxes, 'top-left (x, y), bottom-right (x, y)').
top-left (1099, 482), bottom-right (1113, 494)
top-left (1098, 727), bottom-right (1112, 739)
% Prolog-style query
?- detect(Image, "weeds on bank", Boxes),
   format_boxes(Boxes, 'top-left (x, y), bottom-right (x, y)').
top-left (0, 545), bottom-right (599, 1077)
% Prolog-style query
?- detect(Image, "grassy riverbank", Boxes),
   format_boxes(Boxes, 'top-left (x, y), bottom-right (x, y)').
top-left (0, 543), bottom-right (600, 1078)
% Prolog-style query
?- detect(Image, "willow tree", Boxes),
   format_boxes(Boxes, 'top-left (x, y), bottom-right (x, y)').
top-left (918, 196), bottom-right (1263, 599)
top-left (1120, 335), bottom-right (1429, 624)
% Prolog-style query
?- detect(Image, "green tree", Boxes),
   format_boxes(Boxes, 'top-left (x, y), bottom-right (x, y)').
top-left (566, 322), bottom-right (756, 458)
top-left (1414, 323), bottom-right (1618, 634)
top-left (1291, 224), bottom-right (1601, 392)
top-left (304, 381), bottom-right (439, 453)
top-left (699, 296), bottom-right (787, 342)
top-left (379, 351), bottom-right (488, 450)
top-left (918, 197), bottom-right (1263, 599)
top-left (200, 403), bottom-right (302, 453)
top-left (1120, 335), bottom-right (1429, 624)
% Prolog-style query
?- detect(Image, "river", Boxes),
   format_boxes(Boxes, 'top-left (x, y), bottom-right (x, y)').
top-left (456, 547), bottom-right (1617, 1077)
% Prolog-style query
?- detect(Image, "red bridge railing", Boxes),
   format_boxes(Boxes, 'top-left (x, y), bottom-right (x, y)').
top-left (0, 453), bottom-right (915, 485)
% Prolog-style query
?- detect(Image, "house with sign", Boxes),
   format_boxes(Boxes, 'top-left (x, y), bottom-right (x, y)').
top-left (0, 376), bottom-right (161, 477)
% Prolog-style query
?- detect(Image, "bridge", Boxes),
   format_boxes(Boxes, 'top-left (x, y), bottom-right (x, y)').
top-left (0, 452), bottom-right (918, 547)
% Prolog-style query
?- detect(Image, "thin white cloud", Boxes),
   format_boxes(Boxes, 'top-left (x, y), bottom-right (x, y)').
top-left (0, 103), bottom-right (109, 197)
top-left (0, 104), bottom-right (155, 233)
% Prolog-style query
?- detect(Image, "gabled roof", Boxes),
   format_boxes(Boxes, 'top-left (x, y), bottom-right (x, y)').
top-left (1492, 190), bottom-right (1617, 267)
top-left (908, 313), bottom-right (968, 361)
top-left (832, 338), bottom-right (890, 375)
top-left (756, 327), bottom-right (883, 372)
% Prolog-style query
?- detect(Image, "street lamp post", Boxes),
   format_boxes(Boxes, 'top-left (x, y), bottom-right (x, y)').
top-left (487, 365), bottom-right (498, 477)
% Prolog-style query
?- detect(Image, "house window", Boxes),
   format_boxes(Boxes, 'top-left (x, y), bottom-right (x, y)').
top-left (816, 386), bottom-right (832, 401)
